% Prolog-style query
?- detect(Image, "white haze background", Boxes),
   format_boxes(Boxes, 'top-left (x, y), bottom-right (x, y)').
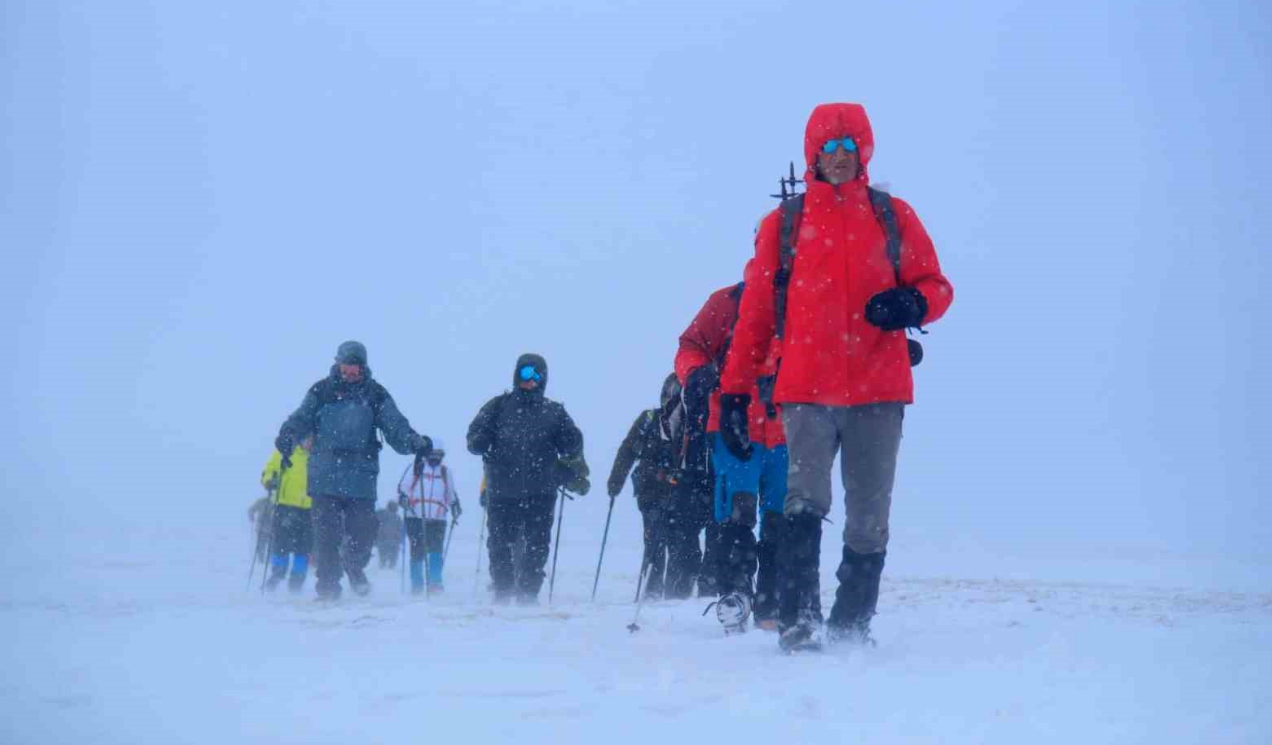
top-left (2, 0), bottom-right (1269, 742)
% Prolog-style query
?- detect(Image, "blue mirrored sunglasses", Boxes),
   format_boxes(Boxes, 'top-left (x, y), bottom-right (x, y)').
top-left (820, 137), bottom-right (858, 154)
top-left (519, 365), bottom-right (542, 382)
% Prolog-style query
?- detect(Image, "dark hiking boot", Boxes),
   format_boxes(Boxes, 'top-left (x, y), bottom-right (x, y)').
top-left (827, 547), bottom-right (885, 642)
top-left (314, 583), bottom-right (342, 603)
top-left (778, 610), bottom-right (825, 653)
top-left (347, 567), bottom-right (372, 597)
top-left (826, 621), bottom-right (877, 648)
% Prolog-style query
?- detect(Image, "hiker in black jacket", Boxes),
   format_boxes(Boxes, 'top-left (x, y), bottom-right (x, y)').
top-left (467, 353), bottom-right (589, 604)
top-left (607, 374), bottom-right (682, 599)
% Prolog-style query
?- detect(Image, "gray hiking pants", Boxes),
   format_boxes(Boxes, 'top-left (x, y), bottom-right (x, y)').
top-left (781, 403), bottom-right (904, 554)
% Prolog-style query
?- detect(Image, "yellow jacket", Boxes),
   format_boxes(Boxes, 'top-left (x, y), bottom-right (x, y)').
top-left (261, 448), bottom-right (312, 510)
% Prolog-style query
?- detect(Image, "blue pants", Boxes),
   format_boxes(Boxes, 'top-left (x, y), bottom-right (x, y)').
top-left (711, 434), bottom-right (788, 524)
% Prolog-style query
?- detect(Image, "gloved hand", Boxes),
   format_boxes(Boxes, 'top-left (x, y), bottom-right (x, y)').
top-left (415, 435), bottom-right (434, 459)
top-left (607, 478), bottom-right (623, 498)
top-left (451, 498), bottom-right (463, 521)
top-left (398, 493), bottom-right (410, 512)
top-left (559, 456), bottom-right (591, 495)
top-left (718, 393), bottom-right (753, 461)
top-left (683, 366), bottom-right (719, 420)
top-left (864, 287), bottom-right (928, 331)
top-left (275, 433), bottom-right (295, 467)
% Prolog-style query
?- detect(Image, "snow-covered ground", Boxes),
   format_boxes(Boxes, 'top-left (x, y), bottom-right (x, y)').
top-left (3, 510), bottom-right (1269, 745)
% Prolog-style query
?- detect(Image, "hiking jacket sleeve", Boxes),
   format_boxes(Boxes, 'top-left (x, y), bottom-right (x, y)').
top-left (261, 450), bottom-right (283, 489)
top-left (554, 403), bottom-right (585, 462)
top-left (374, 385), bottom-right (426, 455)
top-left (891, 196), bottom-right (953, 325)
top-left (674, 286), bottom-right (737, 385)
top-left (721, 212), bottom-right (782, 396)
top-left (279, 384), bottom-right (323, 441)
top-left (444, 465), bottom-right (459, 508)
top-left (467, 395), bottom-right (504, 458)
top-left (607, 411), bottom-right (647, 493)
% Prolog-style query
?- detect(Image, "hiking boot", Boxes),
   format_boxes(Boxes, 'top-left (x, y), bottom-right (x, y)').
top-left (347, 567), bottom-right (372, 597)
top-left (827, 547), bottom-right (885, 636)
top-left (714, 592), bottom-right (752, 636)
top-left (778, 611), bottom-right (824, 653)
top-left (826, 620), bottom-right (877, 648)
top-left (314, 583), bottom-right (342, 603)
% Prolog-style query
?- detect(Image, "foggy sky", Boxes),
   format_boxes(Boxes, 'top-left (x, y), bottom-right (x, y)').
top-left (3, 0), bottom-right (1269, 580)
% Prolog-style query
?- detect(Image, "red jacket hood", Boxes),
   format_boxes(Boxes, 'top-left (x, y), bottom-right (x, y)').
top-left (803, 103), bottom-right (874, 185)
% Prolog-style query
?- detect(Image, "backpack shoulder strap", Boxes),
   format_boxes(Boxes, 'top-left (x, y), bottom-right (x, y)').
top-left (867, 187), bottom-right (903, 283)
top-left (774, 194), bottom-right (804, 340)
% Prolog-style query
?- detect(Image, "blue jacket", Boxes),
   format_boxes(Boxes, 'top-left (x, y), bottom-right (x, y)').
top-left (280, 366), bottom-right (426, 500)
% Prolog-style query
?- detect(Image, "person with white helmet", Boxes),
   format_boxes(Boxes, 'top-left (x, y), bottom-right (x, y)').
top-left (397, 438), bottom-right (462, 594)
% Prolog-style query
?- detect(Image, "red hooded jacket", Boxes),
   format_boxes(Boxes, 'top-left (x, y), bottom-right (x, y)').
top-left (675, 283), bottom-right (785, 448)
top-left (720, 103), bottom-right (953, 407)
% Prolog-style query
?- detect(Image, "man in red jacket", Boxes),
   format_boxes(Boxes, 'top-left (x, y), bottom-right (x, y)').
top-left (719, 103), bottom-right (953, 651)
top-left (675, 274), bottom-right (789, 632)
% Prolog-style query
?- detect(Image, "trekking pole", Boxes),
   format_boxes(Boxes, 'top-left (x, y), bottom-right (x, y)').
top-left (590, 495), bottom-right (616, 602)
top-left (547, 487), bottom-right (569, 605)
top-left (627, 555), bottom-right (652, 633)
top-left (399, 511), bottom-right (407, 595)
top-left (256, 462), bottom-right (287, 595)
top-left (474, 507), bottom-right (487, 593)
top-left (245, 493), bottom-right (270, 591)
top-left (442, 512), bottom-right (457, 566)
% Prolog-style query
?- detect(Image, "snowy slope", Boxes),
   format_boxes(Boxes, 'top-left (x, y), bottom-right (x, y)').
top-left (3, 518), bottom-right (1269, 745)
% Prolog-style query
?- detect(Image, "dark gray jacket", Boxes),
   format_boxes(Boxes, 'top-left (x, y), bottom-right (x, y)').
top-left (467, 354), bottom-right (586, 501)
top-left (280, 366), bottom-right (426, 500)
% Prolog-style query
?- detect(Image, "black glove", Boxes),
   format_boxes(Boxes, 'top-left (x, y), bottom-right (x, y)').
top-left (559, 456), bottom-right (591, 495)
top-left (451, 498), bottom-right (463, 521)
top-left (398, 493), bottom-right (410, 512)
top-left (607, 478), bottom-right (623, 498)
top-left (275, 433), bottom-right (295, 467)
top-left (684, 366), bottom-right (719, 420)
top-left (865, 287), bottom-right (928, 331)
top-left (718, 393), bottom-right (753, 461)
top-left (416, 435), bottom-right (434, 459)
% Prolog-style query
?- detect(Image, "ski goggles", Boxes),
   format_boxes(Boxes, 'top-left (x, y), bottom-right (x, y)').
top-left (820, 137), bottom-right (858, 154)
top-left (518, 365), bottom-right (542, 382)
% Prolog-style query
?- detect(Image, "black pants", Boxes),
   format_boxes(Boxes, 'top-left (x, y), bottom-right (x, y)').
top-left (378, 541), bottom-right (399, 568)
top-left (487, 493), bottom-right (555, 601)
top-left (754, 511), bottom-right (784, 620)
top-left (312, 496), bottom-right (378, 596)
top-left (637, 499), bottom-right (670, 597)
top-left (714, 493), bottom-right (758, 599)
top-left (405, 517), bottom-right (446, 561)
top-left (664, 481), bottom-right (711, 599)
top-left (270, 504), bottom-right (314, 556)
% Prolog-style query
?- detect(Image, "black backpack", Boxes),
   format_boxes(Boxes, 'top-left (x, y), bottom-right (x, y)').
top-left (772, 187), bottom-right (924, 367)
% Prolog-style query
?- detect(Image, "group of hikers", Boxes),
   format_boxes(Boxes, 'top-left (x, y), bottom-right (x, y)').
top-left (248, 102), bottom-right (952, 652)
